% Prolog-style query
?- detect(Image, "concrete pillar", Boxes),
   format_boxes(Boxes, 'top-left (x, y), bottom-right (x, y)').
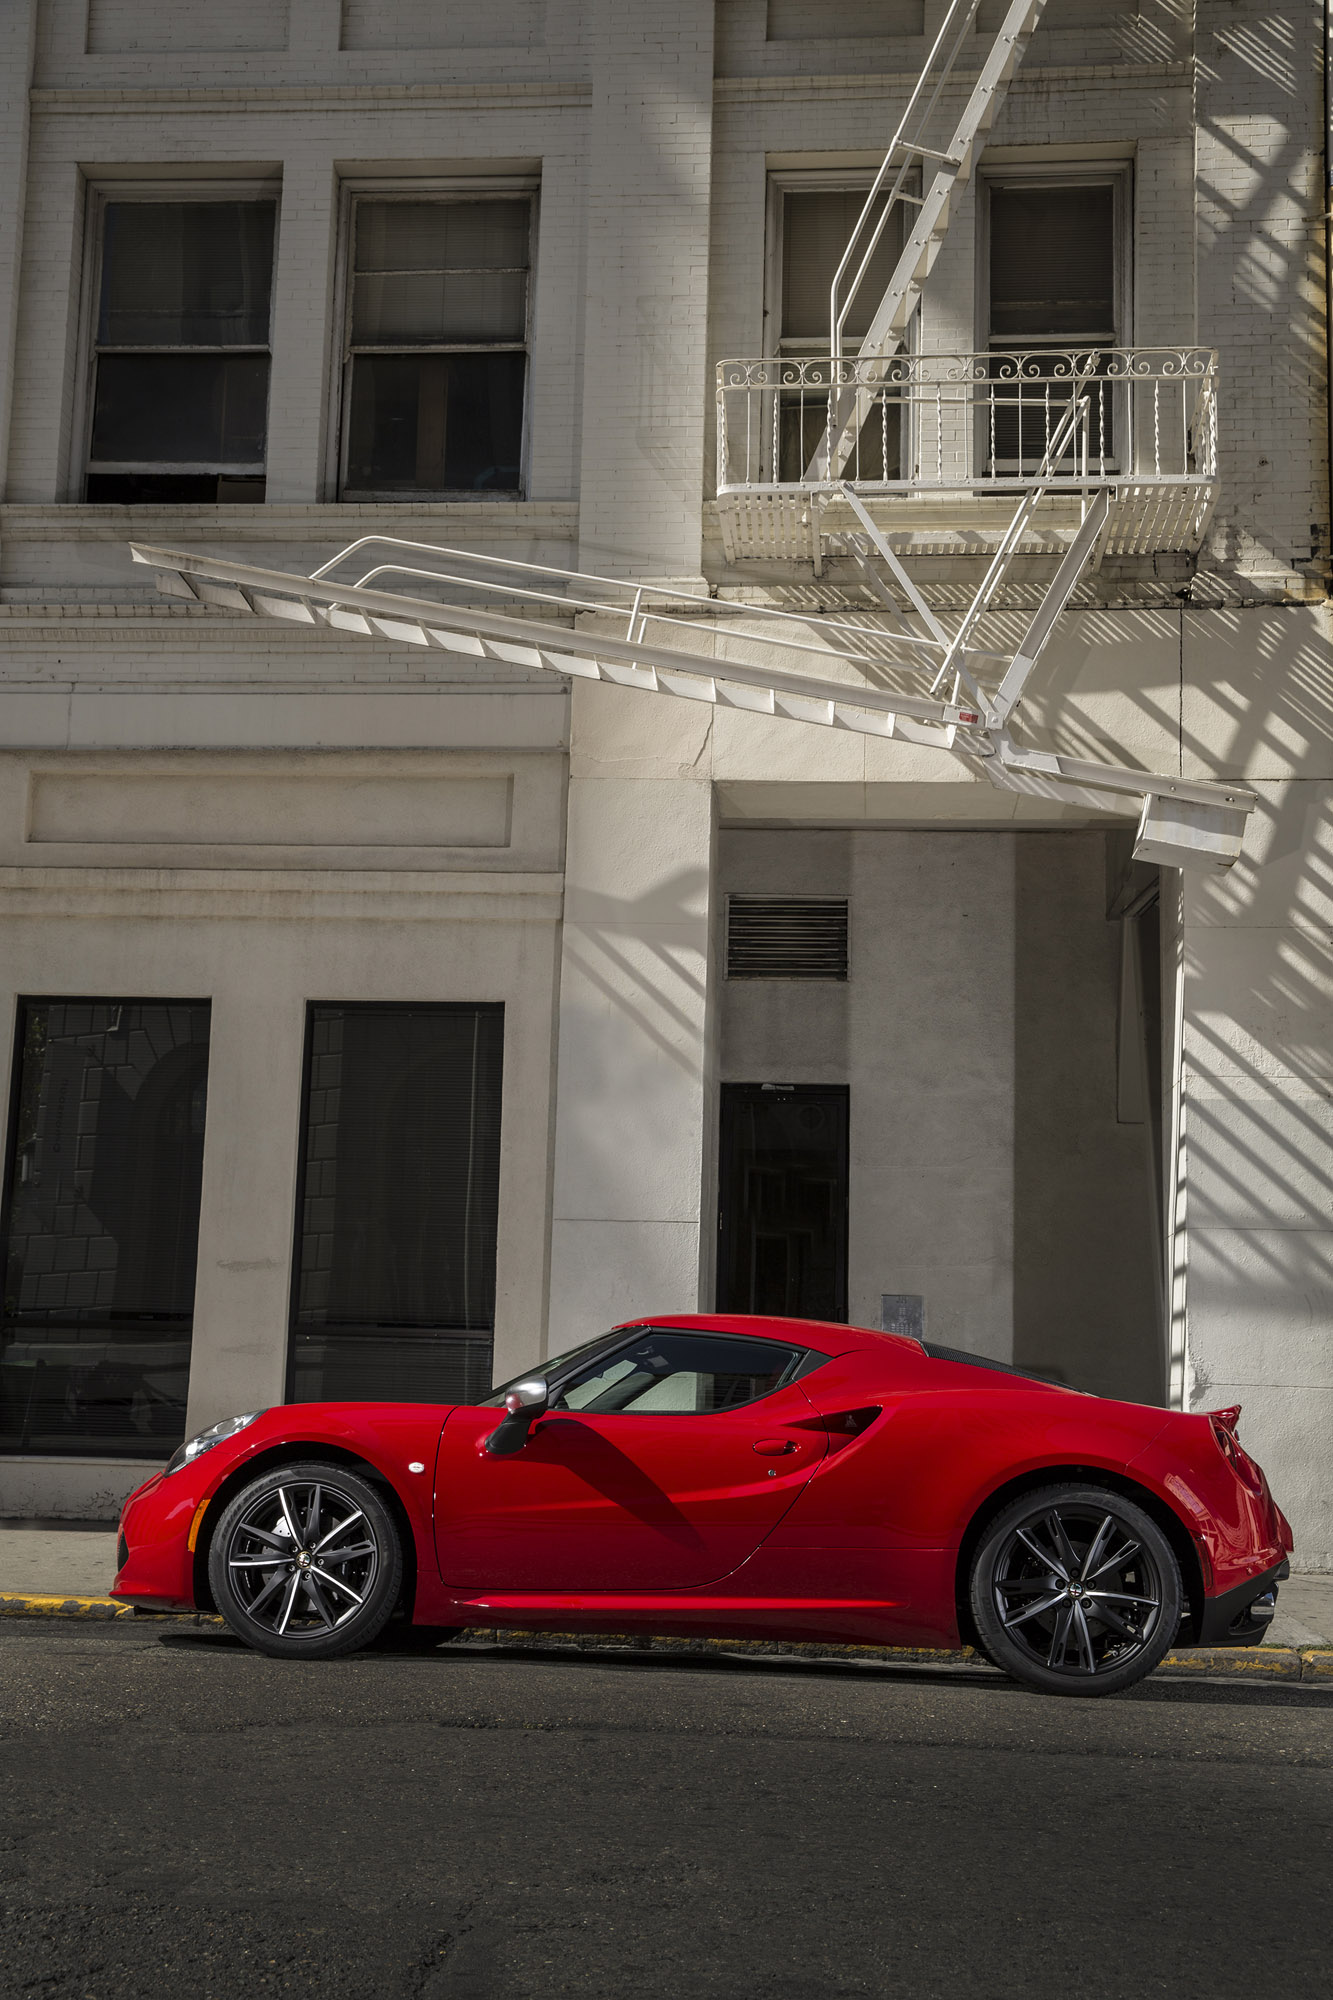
top-left (264, 154), bottom-right (339, 503)
top-left (0, 1), bottom-right (38, 500)
top-left (545, 681), bottom-right (717, 1356)
top-left (848, 831), bottom-right (1016, 1360)
top-left (576, 0), bottom-right (716, 577)
top-left (185, 975), bottom-right (307, 1434)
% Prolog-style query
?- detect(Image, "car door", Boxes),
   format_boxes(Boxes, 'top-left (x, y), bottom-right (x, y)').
top-left (434, 1327), bottom-right (829, 1591)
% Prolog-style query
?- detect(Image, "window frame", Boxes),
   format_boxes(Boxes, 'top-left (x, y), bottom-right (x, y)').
top-left (330, 177), bottom-right (539, 503)
top-left (73, 177), bottom-right (282, 504)
top-left (763, 168), bottom-right (918, 486)
top-left (976, 161), bottom-right (1133, 477)
top-left (977, 161), bottom-right (1133, 354)
top-left (764, 167), bottom-right (919, 362)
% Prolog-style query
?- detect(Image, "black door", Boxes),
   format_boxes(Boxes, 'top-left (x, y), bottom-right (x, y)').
top-left (717, 1085), bottom-right (849, 1321)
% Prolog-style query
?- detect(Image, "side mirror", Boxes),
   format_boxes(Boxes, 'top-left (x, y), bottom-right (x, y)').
top-left (485, 1378), bottom-right (549, 1456)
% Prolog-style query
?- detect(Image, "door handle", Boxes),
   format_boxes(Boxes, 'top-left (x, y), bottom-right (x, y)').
top-left (753, 1438), bottom-right (799, 1455)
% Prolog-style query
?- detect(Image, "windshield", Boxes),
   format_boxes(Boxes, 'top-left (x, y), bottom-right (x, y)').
top-left (482, 1329), bottom-right (629, 1406)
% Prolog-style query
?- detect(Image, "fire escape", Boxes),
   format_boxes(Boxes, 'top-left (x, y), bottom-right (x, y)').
top-left (130, 0), bottom-right (1254, 870)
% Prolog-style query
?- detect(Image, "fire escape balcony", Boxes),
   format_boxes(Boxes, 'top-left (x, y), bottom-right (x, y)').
top-left (714, 347), bottom-right (1220, 568)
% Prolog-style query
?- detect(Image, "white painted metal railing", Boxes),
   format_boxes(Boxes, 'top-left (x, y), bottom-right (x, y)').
top-left (717, 347), bottom-right (1219, 497)
top-left (126, 534), bottom-right (1261, 869)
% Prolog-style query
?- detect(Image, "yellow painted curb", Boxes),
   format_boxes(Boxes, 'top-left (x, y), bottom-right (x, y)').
top-left (1160, 1646), bottom-right (1301, 1678)
top-left (0, 1592), bottom-right (131, 1618)
top-left (1, 1596), bottom-right (1329, 1681)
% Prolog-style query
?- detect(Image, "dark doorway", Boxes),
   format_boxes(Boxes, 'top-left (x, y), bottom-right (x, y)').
top-left (0, 998), bottom-right (211, 1457)
top-left (717, 1084), bottom-right (848, 1321)
top-left (288, 1003), bottom-right (504, 1406)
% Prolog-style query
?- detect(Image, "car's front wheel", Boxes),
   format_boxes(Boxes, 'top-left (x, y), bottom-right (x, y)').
top-left (969, 1484), bottom-right (1182, 1696)
top-left (208, 1461), bottom-right (403, 1659)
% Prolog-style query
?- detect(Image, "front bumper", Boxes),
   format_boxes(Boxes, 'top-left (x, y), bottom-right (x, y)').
top-left (1194, 1557), bottom-right (1291, 1647)
top-left (111, 1468), bottom-right (200, 1610)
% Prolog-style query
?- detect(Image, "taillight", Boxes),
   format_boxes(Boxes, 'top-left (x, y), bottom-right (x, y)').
top-left (1209, 1408), bottom-right (1266, 1495)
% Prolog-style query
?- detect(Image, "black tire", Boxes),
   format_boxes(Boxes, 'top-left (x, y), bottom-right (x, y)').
top-left (208, 1461), bottom-right (403, 1660)
top-left (969, 1483), bottom-right (1182, 1697)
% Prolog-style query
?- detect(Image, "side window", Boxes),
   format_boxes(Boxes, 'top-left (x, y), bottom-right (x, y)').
top-left (86, 199), bottom-right (276, 503)
top-left (341, 196), bottom-right (531, 498)
top-left (554, 1330), bottom-right (816, 1416)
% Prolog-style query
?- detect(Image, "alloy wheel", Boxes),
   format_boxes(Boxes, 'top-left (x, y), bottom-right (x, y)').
top-left (990, 1500), bottom-right (1165, 1679)
top-left (224, 1479), bottom-right (381, 1641)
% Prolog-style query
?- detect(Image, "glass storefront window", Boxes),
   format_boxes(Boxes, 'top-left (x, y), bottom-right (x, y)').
top-left (289, 1004), bottom-right (504, 1405)
top-left (0, 1000), bottom-right (211, 1457)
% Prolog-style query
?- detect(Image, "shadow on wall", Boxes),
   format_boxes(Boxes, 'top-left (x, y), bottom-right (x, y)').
top-left (1193, 2), bottom-right (1327, 590)
top-left (1013, 832), bottom-right (1164, 1404)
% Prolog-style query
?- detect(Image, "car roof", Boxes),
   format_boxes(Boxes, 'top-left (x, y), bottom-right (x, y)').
top-left (616, 1312), bottom-right (913, 1360)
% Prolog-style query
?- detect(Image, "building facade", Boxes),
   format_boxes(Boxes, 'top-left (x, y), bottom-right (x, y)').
top-left (0, 0), bottom-right (1329, 1564)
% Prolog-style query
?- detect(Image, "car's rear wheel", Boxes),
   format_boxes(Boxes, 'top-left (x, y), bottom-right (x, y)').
top-left (969, 1484), bottom-right (1182, 1697)
top-left (208, 1461), bottom-right (402, 1660)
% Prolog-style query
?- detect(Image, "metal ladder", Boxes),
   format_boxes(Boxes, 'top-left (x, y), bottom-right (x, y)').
top-left (811, 0), bottom-right (1051, 481)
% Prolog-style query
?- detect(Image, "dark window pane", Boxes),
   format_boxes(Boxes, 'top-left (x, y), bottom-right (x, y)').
top-left (345, 352), bottom-right (524, 492)
top-left (354, 199), bottom-right (530, 272)
top-left (85, 473), bottom-right (267, 504)
top-left (988, 185), bottom-right (1116, 340)
top-left (0, 1000), bottom-right (210, 1457)
top-left (98, 202), bottom-right (275, 347)
top-left (717, 1085), bottom-right (848, 1321)
top-left (782, 189), bottom-right (902, 345)
top-left (90, 354), bottom-right (269, 470)
top-left (288, 1329), bottom-right (495, 1407)
top-left (351, 201), bottom-right (530, 342)
top-left (290, 1004), bottom-right (504, 1404)
top-left (352, 269), bottom-right (528, 345)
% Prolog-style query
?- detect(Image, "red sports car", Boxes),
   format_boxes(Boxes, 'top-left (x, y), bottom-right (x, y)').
top-left (112, 1314), bottom-right (1293, 1695)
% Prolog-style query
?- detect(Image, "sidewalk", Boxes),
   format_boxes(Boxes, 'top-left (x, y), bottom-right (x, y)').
top-left (2, 1519), bottom-right (1330, 1678)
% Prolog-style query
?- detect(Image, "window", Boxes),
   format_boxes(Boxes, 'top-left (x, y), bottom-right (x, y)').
top-left (289, 1004), bottom-right (504, 1404)
top-left (552, 1329), bottom-right (817, 1415)
top-left (770, 178), bottom-right (906, 480)
top-left (85, 199), bottom-right (275, 503)
top-left (0, 1000), bottom-right (211, 1457)
top-left (717, 1084), bottom-right (849, 1321)
top-left (340, 196), bottom-right (531, 497)
top-left (982, 169), bottom-right (1128, 467)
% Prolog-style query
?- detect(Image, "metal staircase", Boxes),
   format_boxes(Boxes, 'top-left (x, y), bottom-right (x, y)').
top-left (125, 0), bottom-right (1252, 870)
top-left (814, 0), bottom-right (1049, 480)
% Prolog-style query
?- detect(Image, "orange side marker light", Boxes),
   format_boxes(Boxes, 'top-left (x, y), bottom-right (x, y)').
top-left (187, 1497), bottom-right (210, 1553)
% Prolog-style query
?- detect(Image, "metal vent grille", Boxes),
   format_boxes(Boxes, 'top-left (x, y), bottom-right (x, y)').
top-left (726, 897), bottom-right (849, 980)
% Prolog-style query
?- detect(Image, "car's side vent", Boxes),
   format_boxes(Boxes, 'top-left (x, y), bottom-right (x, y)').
top-left (726, 896), bottom-right (849, 980)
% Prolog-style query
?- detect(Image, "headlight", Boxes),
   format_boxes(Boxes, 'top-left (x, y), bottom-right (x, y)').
top-left (164, 1411), bottom-right (265, 1477)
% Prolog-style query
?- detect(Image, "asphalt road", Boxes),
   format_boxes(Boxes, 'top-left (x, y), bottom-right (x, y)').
top-left (1, 1620), bottom-right (1329, 2000)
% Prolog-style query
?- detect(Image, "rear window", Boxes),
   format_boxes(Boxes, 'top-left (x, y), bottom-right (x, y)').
top-left (922, 1342), bottom-right (1066, 1388)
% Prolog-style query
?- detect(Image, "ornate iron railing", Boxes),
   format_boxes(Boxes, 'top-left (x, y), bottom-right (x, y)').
top-left (716, 347), bottom-right (1218, 495)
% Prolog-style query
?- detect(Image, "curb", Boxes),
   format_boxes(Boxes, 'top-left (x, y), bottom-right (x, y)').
top-left (2, 1593), bottom-right (1331, 1681)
